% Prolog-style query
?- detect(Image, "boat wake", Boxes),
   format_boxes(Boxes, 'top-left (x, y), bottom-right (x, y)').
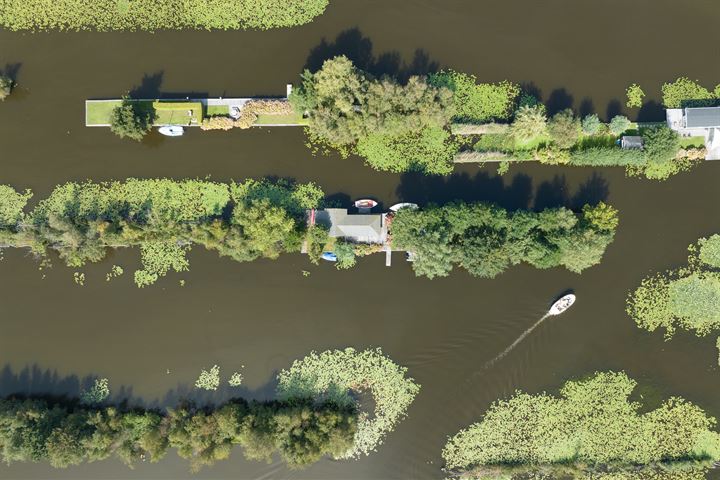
top-left (482, 313), bottom-right (551, 369)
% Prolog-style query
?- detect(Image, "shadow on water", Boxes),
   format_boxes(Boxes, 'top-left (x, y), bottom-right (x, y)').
top-left (0, 364), bottom-right (280, 409)
top-left (129, 71), bottom-right (164, 98)
top-left (546, 88), bottom-right (574, 115)
top-left (637, 100), bottom-right (665, 122)
top-left (579, 98), bottom-right (595, 117)
top-left (397, 171), bottom-right (609, 211)
top-left (606, 99), bottom-right (622, 120)
top-left (304, 28), bottom-right (440, 82)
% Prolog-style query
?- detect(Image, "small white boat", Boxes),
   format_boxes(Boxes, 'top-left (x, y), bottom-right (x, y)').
top-left (389, 202), bottom-right (419, 212)
top-left (158, 126), bottom-right (184, 137)
top-left (354, 199), bottom-right (378, 210)
top-left (548, 294), bottom-right (576, 316)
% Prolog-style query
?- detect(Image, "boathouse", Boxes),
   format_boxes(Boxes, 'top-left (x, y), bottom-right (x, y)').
top-left (310, 208), bottom-right (387, 244)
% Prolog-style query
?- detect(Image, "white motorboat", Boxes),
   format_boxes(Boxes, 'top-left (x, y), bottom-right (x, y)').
top-left (548, 294), bottom-right (576, 316)
top-left (158, 126), bottom-right (184, 137)
top-left (389, 202), bottom-right (419, 212)
top-left (354, 199), bottom-right (378, 210)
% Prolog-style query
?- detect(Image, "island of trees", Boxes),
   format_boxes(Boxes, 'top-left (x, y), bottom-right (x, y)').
top-left (0, 179), bottom-right (619, 286)
top-left (291, 56), bottom-right (713, 180)
top-left (443, 372), bottom-right (720, 480)
top-left (0, 0), bottom-right (330, 31)
top-left (627, 234), bottom-right (720, 363)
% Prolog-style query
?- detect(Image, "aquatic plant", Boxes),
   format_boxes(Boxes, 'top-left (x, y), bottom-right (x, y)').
top-left (80, 378), bottom-right (110, 404)
top-left (662, 77), bottom-right (718, 108)
top-left (228, 372), bottom-right (243, 387)
top-left (276, 347), bottom-right (420, 458)
top-left (195, 365), bottom-right (220, 391)
top-left (626, 83), bottom-right (645, 108)
top-left (443, 372), bottom-right (720, 479)
top-left (0, 0), bottom-right (331, 31)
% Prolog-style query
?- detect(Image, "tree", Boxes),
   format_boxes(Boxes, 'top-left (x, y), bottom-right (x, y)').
top-left (429, 71), bottom-right (520, 123)
top-left (640, 125), bottom-right (681, 180)
top-left (581, 114), bottom-right (603, 135)
top-left (510, 105), bottom-right (547, 142)
top-left (333, 241), bottom-right (356, 270)
top-left (625, 83), bottom-right (645, 108)
top-left (356, 126), bottom-right (457, 174)
top-left (0, 74), bottom-right (13, 101)
top-left (608, 115), bottom-right (631, 135)
top-left (662, 77), bottom-right (716, 108)
top-left (547, 109), bottom-right (581, 149)
top-left (110, 98), bottom-right (154, 141)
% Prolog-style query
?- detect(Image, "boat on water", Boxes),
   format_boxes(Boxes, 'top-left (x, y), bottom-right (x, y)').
top-left (354, 199), bottom-right (378, 210)
top-left (389, 202), bottom-right (419, 212)
top-left (548, 294), bottom-right (576, 316)
top-left (321, 252), bottom-right (338, 262)
top-left (158, 126), bottom-right (184, 137)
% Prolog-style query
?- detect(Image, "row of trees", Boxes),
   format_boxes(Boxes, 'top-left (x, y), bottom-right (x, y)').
top-left (389, 201), bottom-right (619, 279)
top-left (443, 372), bottom-right (720, 479)
top-left (0, 178), bottom-right (323, 286)
top-left (0, 0), bottom-right (330, 31)
top-left (0, 396), bottom-right (356, 471)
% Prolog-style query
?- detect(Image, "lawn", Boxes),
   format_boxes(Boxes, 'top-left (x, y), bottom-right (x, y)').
top-left (206, 105), bottom-right (229, 116)
top-left (86, 100), bottom-right (203, 126)
top-left (679, 136), bottom-right (706, 148)
top-left (85, 100), bottom-right (123, 125)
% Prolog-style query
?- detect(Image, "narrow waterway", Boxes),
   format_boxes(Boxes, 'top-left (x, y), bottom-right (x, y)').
top-left (1, 0), bottom-right (720, 478)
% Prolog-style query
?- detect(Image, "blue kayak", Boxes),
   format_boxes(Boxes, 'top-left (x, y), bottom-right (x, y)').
top-left (321, 252), bottom-right (338, 262)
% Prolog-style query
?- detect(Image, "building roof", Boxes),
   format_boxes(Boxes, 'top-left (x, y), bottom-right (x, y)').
top-left (314, 208), bottom-right (384, 243)
top-left (621, 136), bottom-right (643, 149)
top-left (685, 107), bottom-right (720, 128)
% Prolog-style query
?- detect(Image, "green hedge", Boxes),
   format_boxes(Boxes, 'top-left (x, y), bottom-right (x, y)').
top-left (0, 0), bottom-right (330, 31)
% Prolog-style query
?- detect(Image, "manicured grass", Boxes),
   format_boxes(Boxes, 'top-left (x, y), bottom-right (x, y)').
top-left (206, 105), bottom-right (229, 116)
top-left (85, 100), bottom-right (122, 125)
top-left (680, 136), bottom-right (706, 148)
top-left (255, 112), bottom-right (306, 125)
top-left (87, 100), bottom-right (203, 126)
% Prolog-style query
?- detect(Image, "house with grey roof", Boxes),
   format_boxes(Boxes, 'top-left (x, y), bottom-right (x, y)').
top-left (310, 208), bottom-right (387, 244)
top-left (666, 106), bottom-right (720, 160)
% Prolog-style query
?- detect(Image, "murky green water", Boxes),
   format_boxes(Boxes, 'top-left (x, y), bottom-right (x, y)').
top-left (1, 0), bottom-right (720, 478)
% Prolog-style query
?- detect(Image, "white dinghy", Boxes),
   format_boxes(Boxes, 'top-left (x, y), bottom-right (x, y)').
top-left (548, 294), bottom-right (576, 316)
top-left (158, 126), bottom-right (184, 137)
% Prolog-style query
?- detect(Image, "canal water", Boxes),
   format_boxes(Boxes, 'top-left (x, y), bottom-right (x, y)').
top-left (1, 0), bottom-right (720, 478)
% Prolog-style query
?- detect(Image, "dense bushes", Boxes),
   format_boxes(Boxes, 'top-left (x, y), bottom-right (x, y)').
top-left (443, 372), bottom-right (720, 479)
top-left (570, 147), bottom-right (646, 167)
top-left (0, 396), bottom-right (356, 471)
top-left (201, 100), bottom-right (294, 130)
top-left (389, 201), bottom-right (618, 279)
top-left (0, 0), bottom-right (330, 31)
top-left (628, 235), bottom-right (720, 339)
top-left (0, 178), bottom-right (323, 286)
top-left (428, 71), bottom-right (520, 123)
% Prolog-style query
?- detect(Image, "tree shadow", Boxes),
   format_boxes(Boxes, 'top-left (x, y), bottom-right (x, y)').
top-left (304, 28), bottom-right (439, 82)
top-left (606, 99), bottom-right (622, 120)
top-left (0, 62), bottom-right (21, 81)
top-left (637, 100), bottom-right (665, 122)
top-left (579, 98), bottom-right (595, 117)
top-left (520, 82), bottom-right (542, 102)
top-left (546, 88), bottom-right (574, 115)
top-left (396, 171), bottom-right (533, 211)
top-left (533, 173), bottom-right (610, 210)
top-left (129, 71), bottom-right (164, 98)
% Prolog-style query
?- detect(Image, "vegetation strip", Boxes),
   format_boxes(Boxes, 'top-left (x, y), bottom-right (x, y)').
top-left (442, 372), bottom-right (720, 479)
top-left (0, 0), bottom-right (331, 31)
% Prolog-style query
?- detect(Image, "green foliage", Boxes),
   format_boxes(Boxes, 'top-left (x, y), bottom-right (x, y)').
top-left (0, 178), bottom-right (322, 286)
top-left (80, 378), bottom-right (110, 404)
top-left (110, 99), bottom-right (154, 142)
top-left (634, 126), bottom-right (683, 181)
top-left (293, 56), bottom-right (453, 150)
top-left (429, 71), bottom-right (520, 123)
top-left (442, 372), bottom-right (720, 478)
top-left (608, 115), bottom-right (631, 136)
top-left (510, 105), bottom-right (547, 142)
top-left (333, 240), bottom-right (356, 270)
top-left (0, 74), bottom-right (13, 100)
top-left (569, 146), bottom-right (646, 167)
top-left (662, 77), bottom-right (717, 108)
top-left (581, 113), bottom-right (603, 135)
top-left (548, 109), bottom-right (581, 149)
top-left (277, 347), bottom-right (420, 458)
top-left (195, 365), bottom-right (221, 391)
top-left (628, 236), bottom-right (720, 338)
top-left (535, 145), bottom-right (570, 165)
top-left (356, 126), bottom-right (458, 175)
top-left (0, 395), bottom-right (356, 471)
top-left (626, 83), bottom-right (645, 108)
top-left (390, 202), bottom-right (617, 279)
top-left (0, 0), bottom-right (330, 31)
top-left (305, 225), bottom-right (330, 265)
top-left (582, 202), bottom-right (619, 231)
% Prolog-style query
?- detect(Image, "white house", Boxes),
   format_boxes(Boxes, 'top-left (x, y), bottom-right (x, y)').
top-left (309, 208), bottom-right (388, 244)
top-left (666, 106), bottom-right (720, 160)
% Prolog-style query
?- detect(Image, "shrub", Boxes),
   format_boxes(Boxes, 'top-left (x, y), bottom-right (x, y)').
top-left (626, 83), bottom-right (645, 108)
top-left (442, 372), bottom-right (720, 478)
top-left (510, 105), bottom-right (547, 142)
top-left (356, 126), bottom-right (458, 175)
top-left (200, 116), bottom-right (236, 131)
top-left (637, 126), bottom-right (682, 181)
top-left (0, 0), bottom-right (331, 31)
top-left (662, 77), bottom-right (717, 108)
top-left (608, 115), bottom-right (631, 136)
top-left (110, 99), bottom-right (154, 141)
top-left (333, 240), bottom-right (356, 270)
top-left (581, 113), bottom-right (603, 135)
top-left (535, 145), bottom-right (570, 165)
top-left (569, 147), bottom-right (645, 167)
top-left (548, 109), bottom-right (581, 149)
top-left (0, 74), bottom-right (13, 100)
top-left (277, 347), bottom-right (420, 459)
top-left (429, 71), bottom-right (520, 123)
